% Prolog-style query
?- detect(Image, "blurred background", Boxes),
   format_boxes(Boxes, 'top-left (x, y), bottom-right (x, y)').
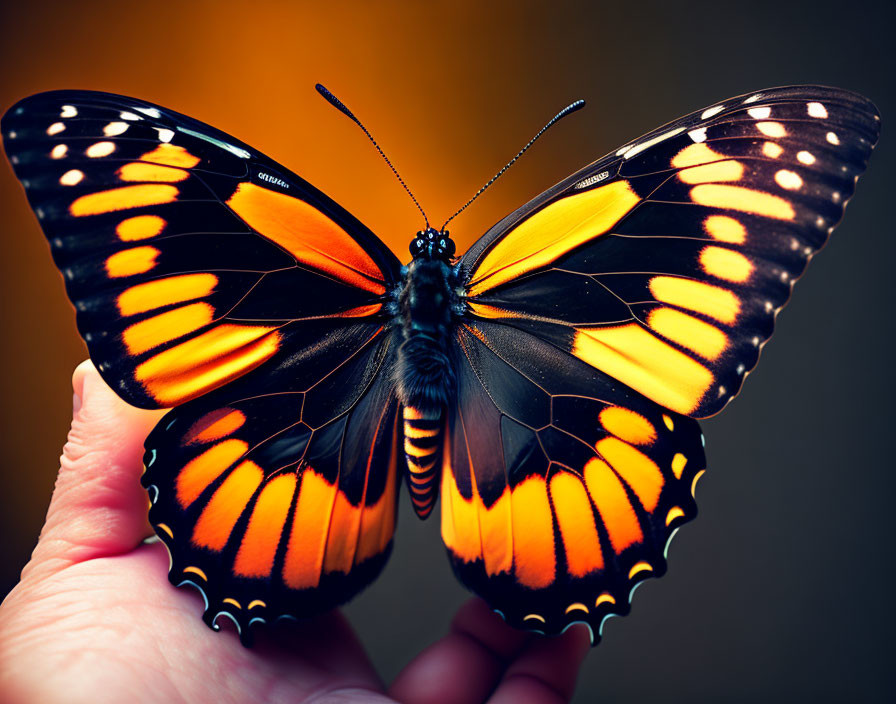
top-left (0, 0), bottom-right (893, 700)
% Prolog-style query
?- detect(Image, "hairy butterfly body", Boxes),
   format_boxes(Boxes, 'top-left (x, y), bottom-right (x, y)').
top-left (1, 85), bottom-right (879, 646)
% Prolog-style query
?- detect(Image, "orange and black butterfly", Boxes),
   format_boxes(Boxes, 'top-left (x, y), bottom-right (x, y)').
top-left (1, 85), bottom-right (879, 645)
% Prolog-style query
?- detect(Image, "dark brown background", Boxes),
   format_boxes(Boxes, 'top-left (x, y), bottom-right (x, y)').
top-left (1, 0), bottom-right (893, 701)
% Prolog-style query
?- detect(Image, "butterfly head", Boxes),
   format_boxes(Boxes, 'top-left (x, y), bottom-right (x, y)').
top-left (410, 227), bottom-right (456, 261)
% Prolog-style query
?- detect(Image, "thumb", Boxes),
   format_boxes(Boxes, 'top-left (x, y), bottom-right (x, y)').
top-left (24, 360), bottom-right (167, 579)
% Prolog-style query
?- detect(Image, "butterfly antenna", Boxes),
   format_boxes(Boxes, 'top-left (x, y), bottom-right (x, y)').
top-left (316, 83), bottom-right (430, 229)
top-left (440, 99), bottom-right (586, 231)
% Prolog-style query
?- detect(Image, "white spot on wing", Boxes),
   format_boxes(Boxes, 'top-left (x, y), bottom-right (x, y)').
top-left (701, 105), bottom-right (724, 120)
top-left (135, 106), bottom-right (162, 118)
top-left (688, 127), bottom-right (707, 143)
top-left (104, 121), bottom-right (128, 136)
top-left (177, 126), bottom-right (251, 158)
top-left (60, 105), bottom-right (77, 118)
top-left (797, 150), bottom-right (816, 165)
top-left (744, 94), bottom-right (763, 104)
top-left (120, 111), bottom-right (141, 121)
top-left (47, 122), bottom-right (65, 135)
top-left (156, 128), bottom-right (175, 143)
top-left (807, 102), bottom-right (828, 118)
top-left (623, 127), bottom-right (686, 160)
top-left (747, 107), bottom-right (771, 119)
top-left (86, 141), bottom-right (116, 157)
top-left (757, 122), bottom-right (786, 137)
top-left (775, 169), bottom-right (803, 190)
top-left (826, 131), bottom-right (840, 145)
top-left (50, 144), bottom-right (68, 159)
top-left (60, 169), bottom-right (84, 186)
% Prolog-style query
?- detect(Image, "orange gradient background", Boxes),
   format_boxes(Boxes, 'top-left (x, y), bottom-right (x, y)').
top-left (0, 1), bottom-right (893, 700)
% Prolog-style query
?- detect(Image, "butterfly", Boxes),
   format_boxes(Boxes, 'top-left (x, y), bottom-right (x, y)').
top-left (1, 85), bottom-right (878, 647)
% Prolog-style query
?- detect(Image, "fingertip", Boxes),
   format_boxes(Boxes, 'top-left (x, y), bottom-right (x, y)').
top-left (489, 626), bottom-right (592, 704)
top-left (451, 598), bottom-right (531, 659)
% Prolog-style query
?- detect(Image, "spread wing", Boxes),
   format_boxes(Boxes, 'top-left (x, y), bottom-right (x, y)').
top-left (1, 89), bottom-right (400, 408)
top-left (447, 86), bottom-right (879, 640)
top-left (2, 90), bottom-right (405, 641)
top-left (143, 323), bottom-right (401, 643)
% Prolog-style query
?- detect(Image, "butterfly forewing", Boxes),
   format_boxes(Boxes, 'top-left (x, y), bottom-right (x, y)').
top-left (1, 90), bottom-right (400, 409)
top-left (462, 86), bottom-right (879, 418)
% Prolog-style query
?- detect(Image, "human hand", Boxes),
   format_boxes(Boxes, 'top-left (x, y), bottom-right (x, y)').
top-left (0, 361), bottom-right (590, 704)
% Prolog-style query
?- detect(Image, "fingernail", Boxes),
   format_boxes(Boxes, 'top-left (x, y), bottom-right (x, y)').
top-left (73, 392), bottom-right (82, 414)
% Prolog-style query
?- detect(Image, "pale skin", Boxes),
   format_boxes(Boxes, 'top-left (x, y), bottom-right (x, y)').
top-left (0, 361), bottom-right (590, 704)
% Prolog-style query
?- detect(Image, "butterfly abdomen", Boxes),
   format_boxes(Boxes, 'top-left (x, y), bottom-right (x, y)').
top-left (394, 257), bottom-right (460, 518)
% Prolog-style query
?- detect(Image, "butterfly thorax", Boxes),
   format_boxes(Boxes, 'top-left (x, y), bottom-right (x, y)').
top-left (394, 228), bottom-right (460, 518)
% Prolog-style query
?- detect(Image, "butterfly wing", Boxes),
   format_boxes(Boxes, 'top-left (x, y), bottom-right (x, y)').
top-left (2, 90), bottom-right (405, 641)
top-left (444, 320), bottom-right (704, 643)
top-left (144, 322), bottom-right (401, 642)
top-left (1, 89), bottom-right (400, 408)
top-left (449, 86), bottom-right (879, 639)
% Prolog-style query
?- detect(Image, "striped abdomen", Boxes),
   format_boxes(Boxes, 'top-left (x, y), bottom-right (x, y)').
top-left (403, 405), bottom-right (443, 519)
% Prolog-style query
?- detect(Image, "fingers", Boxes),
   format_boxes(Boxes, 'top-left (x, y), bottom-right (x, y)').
top-left (389, 598), bottom-right (529, 704)
top-left (390, 598), bottom-right (591, 704)
top-left (23, 361), bottom-right (167, 580)
top-left (488, 624), bottom-right (591, 704)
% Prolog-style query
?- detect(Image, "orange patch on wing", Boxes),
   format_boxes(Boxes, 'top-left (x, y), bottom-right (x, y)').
top-left (671, 143), bottom-right (726, 168)
top-left (176, 439), bottom-right (248, 508)
top-left (116, 214), bottom-right (167, 241)
top-left (356, 432), bottom-right (399, 563)
top-left (139, 143), bottom-right (201, 168)
top-left (440, 436), bottom-right (512, 577)
top-left (136, 324), bottom-right (280, 406)
top-left (70, 184), bottom-right (178, 216)
top-left (323, 490), bottom-right (362, 574)
top-left (468, 181), bottom-right (640, 296)
top-left (227, 183), bottom-right (385, 295)
top-left (510, 476), bottom-right (556, 588)
top-left (700, 246), bottom-right (754, 283)
top-left (465, 302), bottom-right (528, 320)
top-left (117, 162), bottom-right (190, 183)
top-left (105, 246), bottom-right (160, 278)
top-left (678, 160), bottom-right (744, 184)
top-left (583, 457), bottom-right (643, 553)
top-left (282, 469), bottom-right (338, 589)
top-left (690, 184), bottom-right (796, 220)
top-left (599, 406), bottom-right (656, 445)
top-left (671, 453), bottom-right (688, 479)
top-left (117, 273), bottom-right (218, 316)
top-left (234, 474), bottom-right (297, 578)
top-left (441, 464), bottom-right (482, 565)
top-left (572, 324), bottom-right (714, 415)
top-left (597, 437), bottom-right (664, 512)
top-left (122, 302), bottom-right (214, 355)
top-left (184, 408), bottom-right (246, 445)
top-left (703, 215), bottom-right (746, 244)
top-left (550, 473), bottom-right (604, 576)
top-left (649, 276), bottom-right (740, 324)
top-left (647, 307), bottom-right (728, 361)
top-left (191, 460), bottom-right (263, 550)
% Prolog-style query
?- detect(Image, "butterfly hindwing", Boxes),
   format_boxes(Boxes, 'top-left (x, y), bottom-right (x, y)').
top-left (143, 322), bottom-right (401, 642)
top-left (443, 319), bottom-right (704, 642)
top-left (462, 86), bottom-right (880, 418)
top-left (1, 90), bottom-right (400, 409)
